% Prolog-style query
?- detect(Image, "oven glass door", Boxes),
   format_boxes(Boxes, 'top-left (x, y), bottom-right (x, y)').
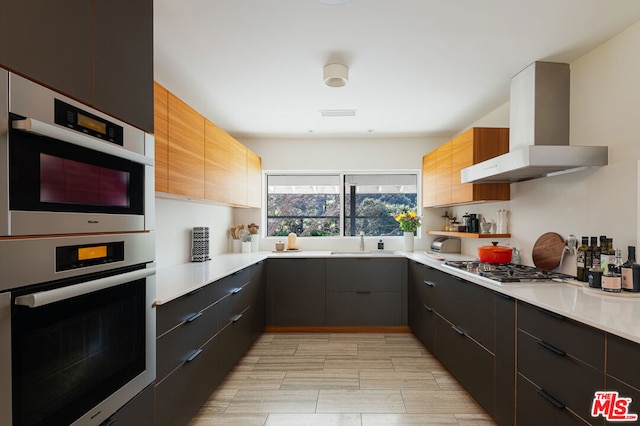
top-left (9, 114), bottom-right (144, 216)
top-left (11, 269), bottom-right (146, 425)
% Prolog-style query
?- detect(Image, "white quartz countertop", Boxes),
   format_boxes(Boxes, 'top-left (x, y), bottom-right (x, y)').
top-left (156, 250), bottom-right (640, 344)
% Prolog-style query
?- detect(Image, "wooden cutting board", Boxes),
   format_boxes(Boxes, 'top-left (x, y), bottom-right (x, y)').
top-left (532, 232), bottom-right (566, 271)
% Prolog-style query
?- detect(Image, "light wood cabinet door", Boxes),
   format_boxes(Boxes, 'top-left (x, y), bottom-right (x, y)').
top-left (205, 120), bottom-right (246, 205)
top-left (451, 129), bottom-right (474, 204)
top-left (154, 82), bottom-right (169, 193)
top-left (434, 142), bottom-right (452, 206)
top-left (246, 149), bottom-right (262, 208)
top-left (422, 150), bottom-right (436, 208)
top-left (168, 93), bottom-right (205, 199)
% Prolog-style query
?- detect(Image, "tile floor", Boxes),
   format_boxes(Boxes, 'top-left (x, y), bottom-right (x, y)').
top-left (189, 332), bottom-right (496, 425)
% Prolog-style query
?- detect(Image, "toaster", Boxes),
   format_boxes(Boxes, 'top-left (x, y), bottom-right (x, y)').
top-left (431, 237), bottom-right (461, 253)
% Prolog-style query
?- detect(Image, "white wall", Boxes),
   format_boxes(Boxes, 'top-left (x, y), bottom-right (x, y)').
top-left (448, 19), bottom-right (640, 274)
top-left (235, 136), bottom-right (447, 252)
top-left (155, 197), bottom-right (234, 267)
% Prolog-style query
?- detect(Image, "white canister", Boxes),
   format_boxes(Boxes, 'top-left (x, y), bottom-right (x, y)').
top-left (242, 241), bottom-right (251, 253)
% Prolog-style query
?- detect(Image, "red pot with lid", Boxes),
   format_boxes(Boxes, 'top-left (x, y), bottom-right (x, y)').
top-left (478, 242), bottom-right (513, 264)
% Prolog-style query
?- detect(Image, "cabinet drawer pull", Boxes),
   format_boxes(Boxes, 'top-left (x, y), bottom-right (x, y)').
top-left (231, 314), bottom-right (243, 323)
top-left (537, 340), bottom-right (566, 357)
top-left (423, 303), bottom-right (432, 312)
top-left (186, 348), bottom-right (203, 362)
top-left (536, 388), bottom-right (566, 410)
top-left (452, 276), bottom-right (464, 282)
top-left (356, 291), bottom-right (372, 295)
top-left (452, 325), bottom-right (466, 336)
top-left (185, 312), bottom-right (203, 323)
top-left (424, 280), bottom-right (435, 287)
top-left (232, 287), bottom-right (243, 294)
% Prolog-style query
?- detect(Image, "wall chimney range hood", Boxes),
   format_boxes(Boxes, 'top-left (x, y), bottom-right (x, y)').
top-left (461, 61), bottom-right (608, 184)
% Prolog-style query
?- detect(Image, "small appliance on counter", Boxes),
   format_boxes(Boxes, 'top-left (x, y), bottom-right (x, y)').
top-left (431, 237), bottom-right (461, 253)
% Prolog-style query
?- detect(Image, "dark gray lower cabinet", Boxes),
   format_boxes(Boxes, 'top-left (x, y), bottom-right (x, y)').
top-left (155, 264), bottom-right (265, 425)
top-left (516, 301), bottom-right (605, 425)
top-left (109, 384), bottom-right (154, 425)
top-left (435, 313), bottom-right (494, 413)
top-left (325, 258), bottom-right (406, 326)
top-left (516, 374), bottom-right (587, 425)
top-left (267, 259), bottom-right (326, 325)
top-left (408, 261), bottom-right (516, 424)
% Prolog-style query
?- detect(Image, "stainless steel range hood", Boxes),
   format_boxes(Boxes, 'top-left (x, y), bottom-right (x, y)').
top-left (461, 61), bottom-right (608, 184)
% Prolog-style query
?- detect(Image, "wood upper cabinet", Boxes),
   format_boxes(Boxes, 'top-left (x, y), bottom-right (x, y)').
top-left (168, 93), bottom-right (205, 199)
top-left (434, 143), bottom-right (452, 206)
top-left (423, 127), bottom-right (510, 207)
top-left (154, 83), bottom-right (262, 207)
top-left (246, 149), bottom-right (262, 208)
top-left (205, 120), bottom-right (247, 206)
top-left (154, 83), bottom-right (169, 193)
top-left (421, 150), bottom-right (436, 208)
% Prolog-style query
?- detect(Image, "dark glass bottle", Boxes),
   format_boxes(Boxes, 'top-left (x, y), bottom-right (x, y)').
top-left (622, 246), bottom-right (637, 291)
top-left (576, 236), bottom-right (589, 282)
top-left (589, 236), bottom-right (599, 271)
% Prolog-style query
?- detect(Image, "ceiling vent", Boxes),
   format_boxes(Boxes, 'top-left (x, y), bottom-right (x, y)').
top-left (319, 109), bottom-right (357, 117)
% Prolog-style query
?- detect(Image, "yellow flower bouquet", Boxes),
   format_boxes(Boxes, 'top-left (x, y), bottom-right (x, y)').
top-left (395, 211), bottom-right (421, 233)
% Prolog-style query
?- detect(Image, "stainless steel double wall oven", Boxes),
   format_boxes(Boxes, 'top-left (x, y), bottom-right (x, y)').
top-left (0, 68), bottom-right (156, 425)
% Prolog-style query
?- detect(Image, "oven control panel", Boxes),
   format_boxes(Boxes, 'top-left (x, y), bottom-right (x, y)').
top-left (56, 241), bottom-right (125, 271)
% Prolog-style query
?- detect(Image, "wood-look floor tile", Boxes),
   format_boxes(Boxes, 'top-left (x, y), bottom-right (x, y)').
top-left (244, 344), bottom-right (299, 357)
top-left (219, 370), bottom-right (286, 390)
top-left (253, 356), bottom-right (325, 371)
top-left (281, 369), bottom-right (360, 390)
top-left (454, 413), bottom-right (497, 425)
top-left (329, 333), bottom-right (387, 343)
top-left (265, 413), bottom-right (362, 425)
top-left (323, 357), bottom-right (394, 370)
top-left (362, 413), bottom-right (458, 425)
top-left (401, 389), bottom-right (487, 414)
top-left (317, 389), bottom-right (405, 413)
top-left (357, 343), bottom-right (424, 357)
top-left (432, 370), bottom-right (466, 391)
top-left (225, 389), bottom-right (319, 414)
top-left (188, 413), bottom-right (268, 425)
top-left (296, 342), bottom-right (358, 356)
top-left (271, 333), bottom-right (331, 343)
top-left (359, 370), bottom-right (439, 390)
top-left (194, 388), bottom-right (238, 415)
top-left (390, 355), bottom-right (447, 372)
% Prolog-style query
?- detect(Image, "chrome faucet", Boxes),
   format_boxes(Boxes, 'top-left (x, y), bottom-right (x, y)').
top-left (359, 231), bottom-right (365, 251)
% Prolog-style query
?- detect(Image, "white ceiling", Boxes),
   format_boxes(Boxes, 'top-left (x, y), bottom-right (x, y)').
top-left (154, 0), bottom-right (640, 139)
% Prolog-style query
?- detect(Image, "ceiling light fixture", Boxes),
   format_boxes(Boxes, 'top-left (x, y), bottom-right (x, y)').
top-left (323, 63), bottom-right (349, 87)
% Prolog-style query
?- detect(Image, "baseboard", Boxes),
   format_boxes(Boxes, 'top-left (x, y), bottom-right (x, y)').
top-left (263, 326), bottom-right (411, 333)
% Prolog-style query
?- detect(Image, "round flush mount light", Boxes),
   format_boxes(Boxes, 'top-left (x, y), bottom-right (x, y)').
top-left (316, 0), bottom-right (353, 4)
top-left (323, 63), bottom-right (349, 87)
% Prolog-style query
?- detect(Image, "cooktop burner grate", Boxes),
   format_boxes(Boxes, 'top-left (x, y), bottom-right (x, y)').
top-left (444, 261), bottom-right (574, 283)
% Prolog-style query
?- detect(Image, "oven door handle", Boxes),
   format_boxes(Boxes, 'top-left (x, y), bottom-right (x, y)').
top-left (12, 118), bottom-right (154, 166)
top-left (14, 267), bottom-right (156, 308)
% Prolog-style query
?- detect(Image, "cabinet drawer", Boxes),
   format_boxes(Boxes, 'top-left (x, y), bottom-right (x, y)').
top-left (218, 279), bottom-right (255, 330)
top-left (156, 282), bottom-right (219, 337)
top-left (218, 305), bottom-right (255, 379)
top-left (435, 314), bottom-right (494, 415)
top-left (436, 274), bottom-right (494, 351)
top-left (109, 384), bottom-right (154, 425)
top-left (155, 335), bottom-right (221, 426)
top-left (411, 302), bottom-right (436, 352)
top-left (608, 333), bottom-right (640, 391)
top-left (518, 301), bottom-right (605, 370)
top-left (326, 258), bottom-right (402, 292)
top-left (217, 268), bottom-right (251, 299)
top-left (517, 374), bottom-right (588, 426)
top-left (156, 301), bottom-right (219, 381)
top-left (518, 330), bottom-right (604, 424)
top-left (326, 291), bottom-right (401, 326)
top-left (606, 376), bottom-right (640, 420)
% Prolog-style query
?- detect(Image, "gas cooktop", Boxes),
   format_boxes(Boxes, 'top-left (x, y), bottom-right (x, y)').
top-left (443, 261), bottom-right (575, 283)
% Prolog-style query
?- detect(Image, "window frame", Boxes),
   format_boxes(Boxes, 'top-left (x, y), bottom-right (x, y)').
top-left (263, 170), bottom-right (421, 239)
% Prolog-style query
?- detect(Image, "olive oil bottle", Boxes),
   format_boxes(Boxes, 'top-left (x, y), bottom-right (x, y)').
top-left (576, 236), bottom-right (589, 281)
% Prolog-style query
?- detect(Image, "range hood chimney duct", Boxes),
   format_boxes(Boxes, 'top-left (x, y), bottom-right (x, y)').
top-left (461, 61), bottom-right (608, 184)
